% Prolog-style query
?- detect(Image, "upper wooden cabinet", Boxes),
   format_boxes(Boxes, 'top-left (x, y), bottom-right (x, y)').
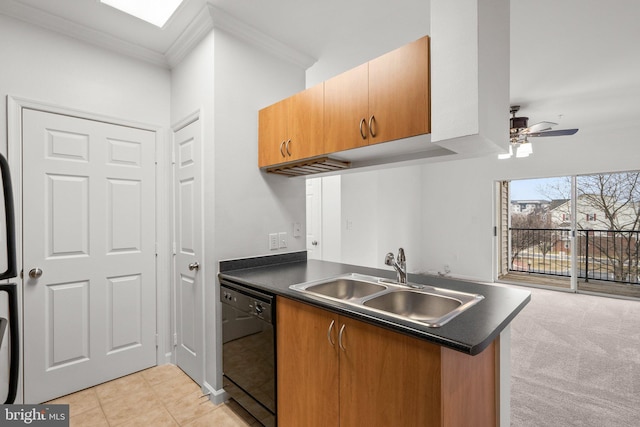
top-left (324, 35), bottom-right (430, 153)
top-left (258, 36), bottom-right (430, 171)
top-left (258, 82), bottom-right (324, 167)
top-left (324, 63), bottom-right (370, 152)
top-left (368, 35), bottom-right (430, 145)
top-left (276, 296), bottom-right (496, 427)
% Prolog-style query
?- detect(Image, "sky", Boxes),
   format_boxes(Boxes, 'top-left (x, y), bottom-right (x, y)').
top-left (510, 177), bottom-right (568, 201)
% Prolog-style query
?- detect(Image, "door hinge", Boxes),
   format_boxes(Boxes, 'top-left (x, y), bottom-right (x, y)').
top-left (173, 333), bottom-right (178, 347)
top-left (493, 226), bottom-right (497, 237)
top-left (172, 242), bottom-right (177, 255)
top-left (155, 334), bottom-right (159, 347)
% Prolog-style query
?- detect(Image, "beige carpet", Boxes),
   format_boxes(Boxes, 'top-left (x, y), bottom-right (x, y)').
top-left (510, 286), bottom-right (640, 426)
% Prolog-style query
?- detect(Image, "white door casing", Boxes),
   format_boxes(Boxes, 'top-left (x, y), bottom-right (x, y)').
top-left (173, 118), bottom-right (203, 385)
top-left (22, 108), bottom-right (157, 403)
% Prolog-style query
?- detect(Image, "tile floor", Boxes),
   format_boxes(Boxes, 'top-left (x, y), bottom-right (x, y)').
top-left (45, 364), bottom-right (259, 426)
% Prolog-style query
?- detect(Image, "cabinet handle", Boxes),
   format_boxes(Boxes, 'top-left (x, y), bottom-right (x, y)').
top-left (279, 140), bottom-right (286, 157)
top-left (359, 118), bottom-right (367, 139)
top-left (327, 320), bottom-right (335, 346)
top-left (285, 139), bottom-right (292, 156)
top-left (338, 324), bottom-right (346, 351)
top-left (369, 115), bottom-right (377, 137)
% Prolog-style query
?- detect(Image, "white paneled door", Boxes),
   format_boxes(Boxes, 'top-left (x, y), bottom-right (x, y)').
top-left (306, 178), bottom-right (322, 259)
top-left (173, 119), bottom-right (203, 385)
top-left (22, 109), bottom-right (156, 403)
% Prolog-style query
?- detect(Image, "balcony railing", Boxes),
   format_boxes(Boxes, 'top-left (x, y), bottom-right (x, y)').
top-left (509, 228), bottom-right (640, 284)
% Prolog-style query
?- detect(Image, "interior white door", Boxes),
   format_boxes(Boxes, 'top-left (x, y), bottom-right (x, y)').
top-left (306, 178), bottom-right (322, 259)
top-left (22, 108), bottom-right (156, 403)
top-left (173, 119), bottom-right (203, 385)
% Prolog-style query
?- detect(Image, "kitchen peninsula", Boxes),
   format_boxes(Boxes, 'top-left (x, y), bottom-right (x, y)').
top-left (219, 252), bottom-right (530, 427)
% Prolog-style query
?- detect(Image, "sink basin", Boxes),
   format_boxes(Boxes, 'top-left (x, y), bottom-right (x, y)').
top-left (362, 290), bottom-right (462, 323)
top-left (293, 274), bottom-right (387, 301)
top-left (290, 273), bottom-right (483, 327)
top-left (305, 278), bottom-right (387, 300)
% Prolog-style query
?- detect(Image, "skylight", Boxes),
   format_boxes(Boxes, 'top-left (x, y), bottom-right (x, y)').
top-left (100, 0), bottom-right (184, 28)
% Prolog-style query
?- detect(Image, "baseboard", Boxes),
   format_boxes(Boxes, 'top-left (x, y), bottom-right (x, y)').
top-left (202, 380), bottom-right (228, 405)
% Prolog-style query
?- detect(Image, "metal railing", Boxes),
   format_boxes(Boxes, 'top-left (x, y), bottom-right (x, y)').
top-left (509, 228), bottom-right (640, 284)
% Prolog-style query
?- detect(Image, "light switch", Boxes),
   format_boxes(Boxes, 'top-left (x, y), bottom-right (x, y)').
top-left (278, 232), bottom-right (288, 249)
top-left (293, 222), bottom-right (302, 237)
top-left (269, 233), bottom-right (278, 250)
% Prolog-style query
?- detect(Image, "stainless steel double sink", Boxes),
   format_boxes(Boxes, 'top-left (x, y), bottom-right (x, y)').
top-left (290, 273), bottom-right (484, 327)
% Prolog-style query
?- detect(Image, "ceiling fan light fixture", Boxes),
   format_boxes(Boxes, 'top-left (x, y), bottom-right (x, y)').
top-left (100, 0), bottom-right (184, 28)
top-left (515, 142), bottom-right (533, 158)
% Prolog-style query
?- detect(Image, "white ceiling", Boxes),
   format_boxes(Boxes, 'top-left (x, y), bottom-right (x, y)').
top-left (2, 0), bottom-right (639, 137)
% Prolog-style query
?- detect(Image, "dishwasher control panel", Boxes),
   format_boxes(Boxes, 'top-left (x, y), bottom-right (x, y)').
top-left (220, 283), bottom-right (273, 323)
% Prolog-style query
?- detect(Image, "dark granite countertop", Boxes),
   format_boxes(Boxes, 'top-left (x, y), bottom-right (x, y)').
top-left (218, 252), bottom-right (530, 355)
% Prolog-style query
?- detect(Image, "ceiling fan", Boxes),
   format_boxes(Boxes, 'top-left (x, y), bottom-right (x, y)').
top-left (500, 105), bottom-right (579, 159)
top-left (509, 105), bottom-right (579, 144)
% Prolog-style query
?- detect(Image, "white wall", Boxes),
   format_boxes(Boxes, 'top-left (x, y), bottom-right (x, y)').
top-left (0, 15), bottom-right (170, 150)
top-left (210, 29), bottom-right (307, 391)
top-left (340, 166), bottom-right (426, 272)
top-left (171, 27), bottom-right (307, 394)
top-left (305, 1), bottom-right (429, 274)
top-left (0, 14), bottom-right (171, 402)
top-left (421, 124), bottom-right (640, 282)
top-left (328, 120), bottom-right (640, 282)
top-left (305, 1), bottom-right (430, 87)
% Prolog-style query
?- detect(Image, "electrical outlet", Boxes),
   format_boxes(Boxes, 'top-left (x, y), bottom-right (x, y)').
top-left (269, 233), bottom-right (278, 250)
top-left (293, 222), bottom-right (302, 237)
top-left (278, 232), bottom-right (288, 248)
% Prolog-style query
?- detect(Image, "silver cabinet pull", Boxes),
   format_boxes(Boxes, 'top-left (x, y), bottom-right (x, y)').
top-left (279, 140), bottom-right (286, 157)
top-left (188, 262), bottom-right (200, 271)
top-left (28, 268), bottom-right (43, 279)
top-left (327, 320), bottom-right (335, 346)
top-left (369, 115), bottom-right (377, 137)
top-left (285, 139), bottom-right (292, 156)
top-left (338, 324), bottom-right (346, 351)
top-left (359, 118), bottom-right (367, 139)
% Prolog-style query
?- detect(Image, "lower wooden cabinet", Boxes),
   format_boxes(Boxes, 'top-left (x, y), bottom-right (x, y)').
top-left (276, 297), bottom-right (496, 427)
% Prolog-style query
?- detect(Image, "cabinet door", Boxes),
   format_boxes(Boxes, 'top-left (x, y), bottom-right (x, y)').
top-left (258, 98), bottom-right (289, 167)
top-left (324, 63), bottom-right (369, 153)
top-left (338, 316), bottom-right (441, 427)
top-left (289, 82), bottom-right (324, 161)
top-left (276, 297), bottom-right (340, 427)
top-left (368, 36), bottom-right (430, 145)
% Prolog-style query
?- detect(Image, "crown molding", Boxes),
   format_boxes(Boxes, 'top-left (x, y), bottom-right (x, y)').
top-left (0, 0), bottom-right (168, 68)
top-left (164, 4), bottom-right (215, 68)
top-left (206, 5), bottom-right (316, 69)
top-left (0, 1), bottom-right (316, 70)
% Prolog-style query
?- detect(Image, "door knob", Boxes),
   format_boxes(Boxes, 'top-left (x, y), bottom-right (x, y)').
top-left (312, 241), bottom-right (318, 246)
top-left (29, 268), bottom-right (43, 279)
top-left (188, 262), bottom-right (200, 271)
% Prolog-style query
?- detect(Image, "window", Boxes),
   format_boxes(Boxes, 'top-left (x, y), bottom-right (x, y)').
top-left (501, 171), bottom-right (640, 299)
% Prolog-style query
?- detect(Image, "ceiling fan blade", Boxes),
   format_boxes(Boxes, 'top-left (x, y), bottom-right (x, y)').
top-left (523, 121), bottom-right (557, 134)
top-left (527, 128), bottom-right (579, 137)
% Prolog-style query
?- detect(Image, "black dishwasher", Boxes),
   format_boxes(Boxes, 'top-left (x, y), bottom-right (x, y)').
top-left (220, 279), bottom-right (276, 427)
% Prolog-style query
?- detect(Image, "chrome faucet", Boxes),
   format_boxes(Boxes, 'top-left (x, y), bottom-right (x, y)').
top-left (384, 248), bottom-right (407, 284)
